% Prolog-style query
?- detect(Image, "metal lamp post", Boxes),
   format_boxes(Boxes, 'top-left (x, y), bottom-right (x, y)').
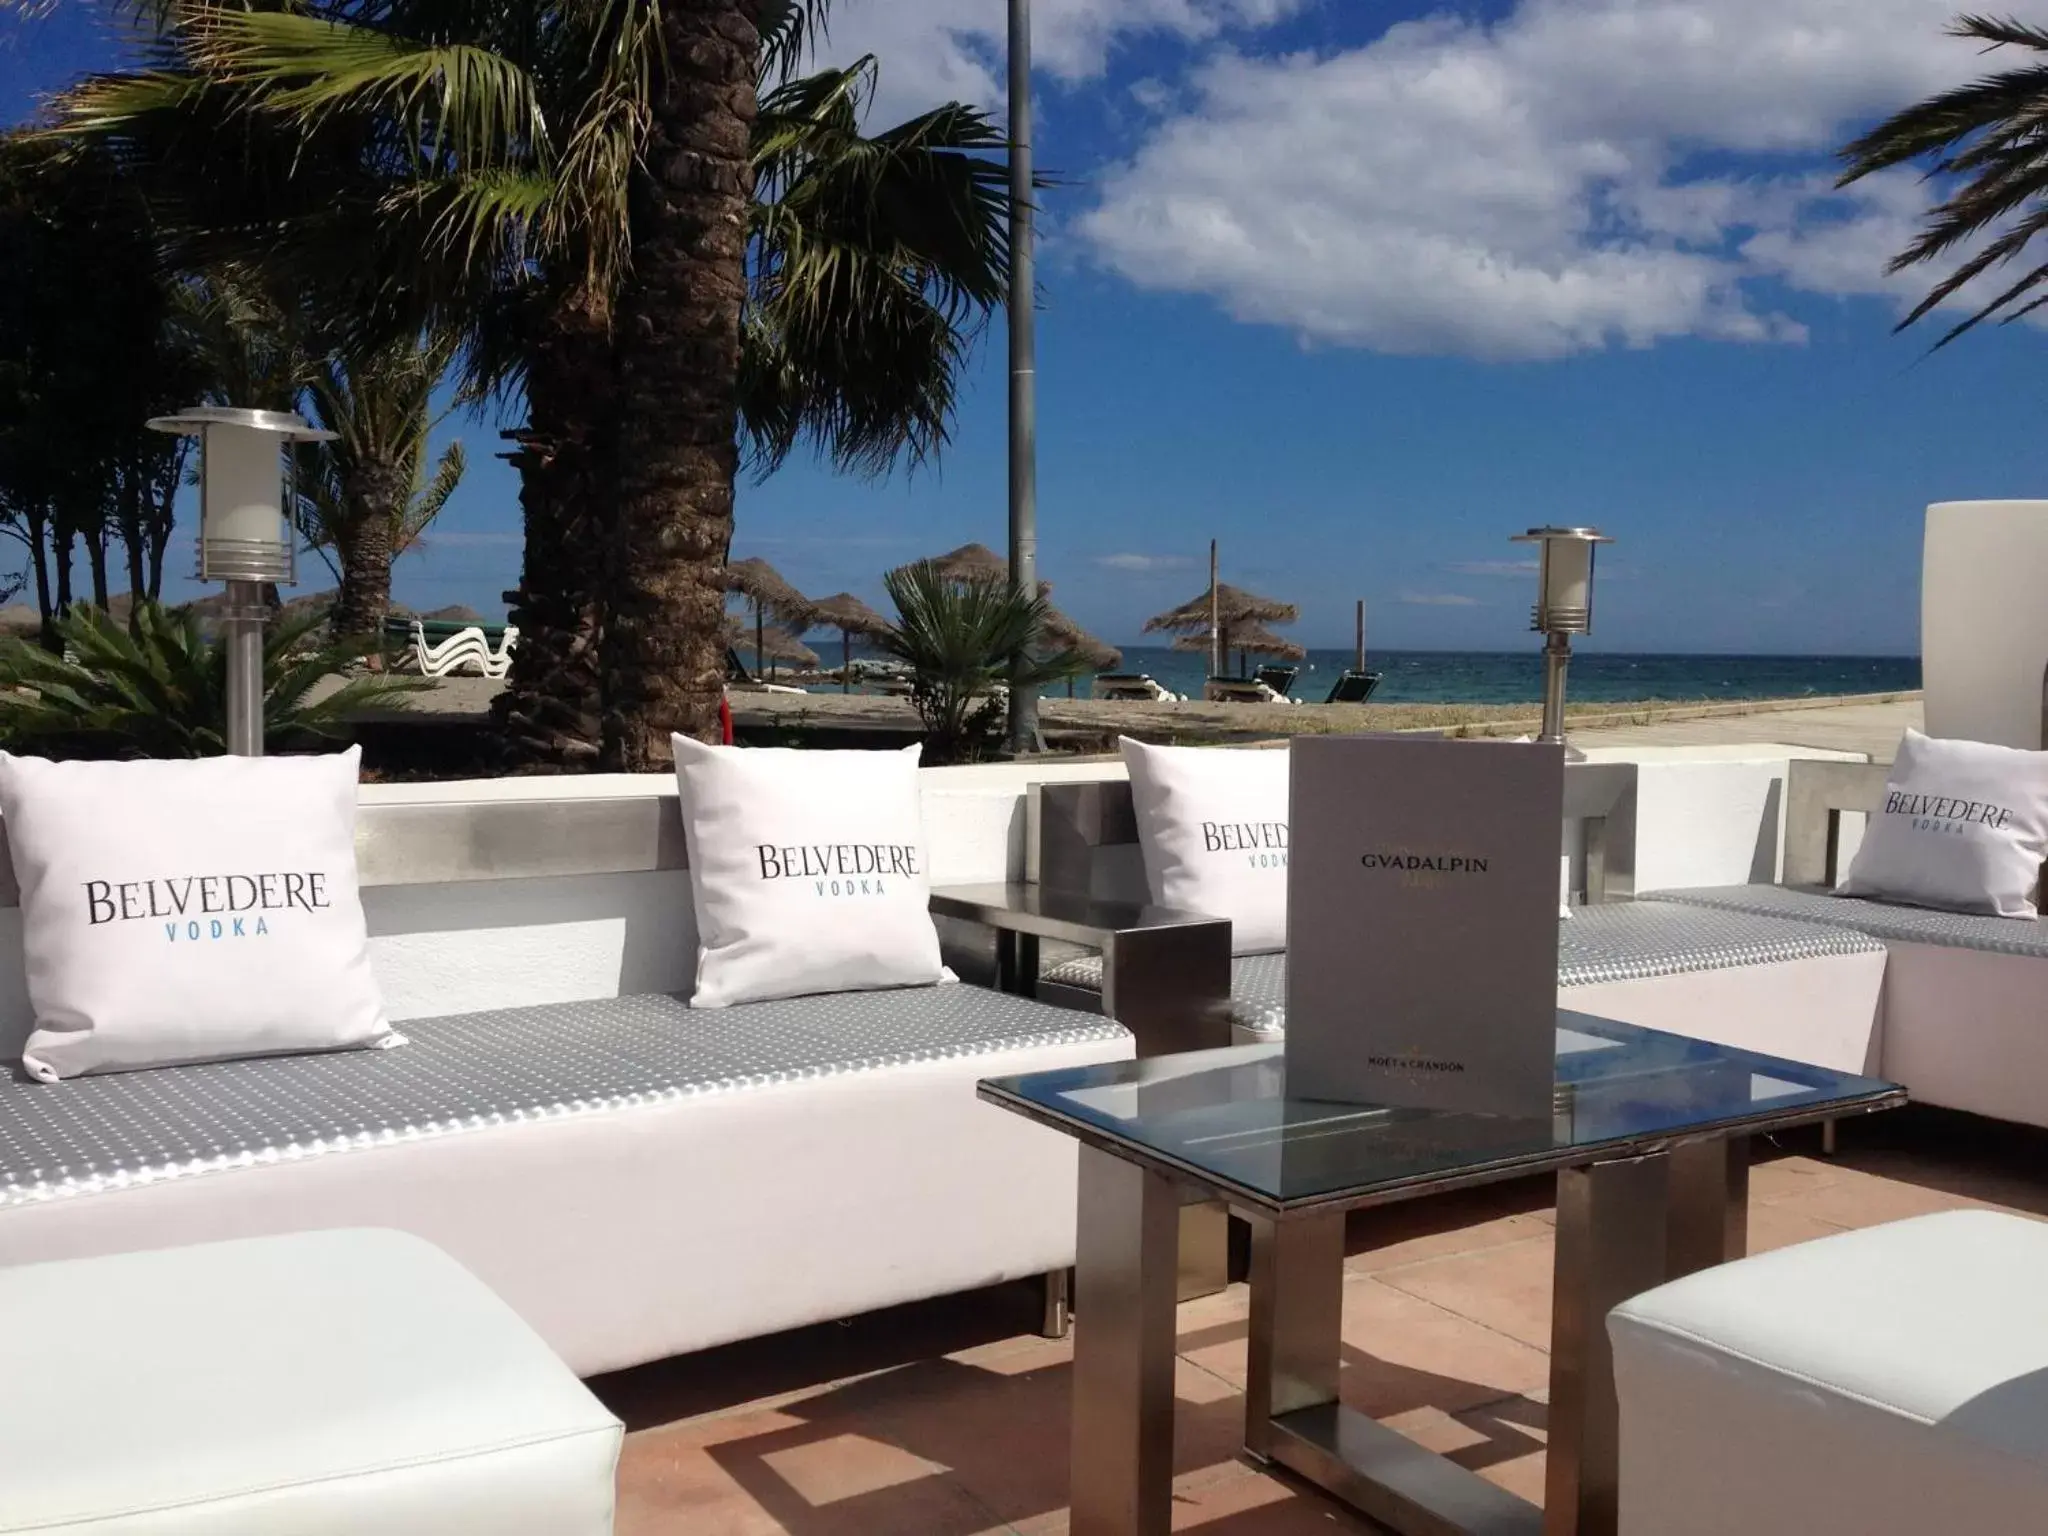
top-left (1004, 0), bottom-right (1040, 755)
top-left (1510, 526), bottom-right (1613, 747)
top-left (146, 407), bottom-right (334, 757)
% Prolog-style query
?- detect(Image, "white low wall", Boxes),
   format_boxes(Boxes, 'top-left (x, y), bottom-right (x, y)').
top-left (0, 741), bottom-right (1869, 1057)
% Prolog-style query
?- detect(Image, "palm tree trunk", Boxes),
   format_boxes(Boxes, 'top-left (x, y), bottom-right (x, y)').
top-left (495, 300), bottom-right (614, 767)
top-left (331, 462), bottom-right (401, 639)
top-left (86, 529), bottom-right (111, 612)
top-left (26, 502), bottom-right (52, 649)
top-left (119, 459), bottom-right (148, 624)
top-left (53, 525), bottom-right (74, 615)
top-left (601, 0), bottom-right (760, 769)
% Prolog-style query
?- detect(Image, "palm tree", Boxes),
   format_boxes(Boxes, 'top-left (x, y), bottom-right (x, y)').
top-left (297, 333), bottom-right (467, 639)
top-left (1839, 15), bottom-right (2048, 345)
top-left (877, 561), bottom-right (1082, 765)
top-left (56, 4), bottom-right (1015, 767)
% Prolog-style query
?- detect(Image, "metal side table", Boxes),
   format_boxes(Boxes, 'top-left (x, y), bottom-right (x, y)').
top-left (933, 882), bottom-right (1238, 1309)
top-left (981, 1013), bottom-right (1904, 1536)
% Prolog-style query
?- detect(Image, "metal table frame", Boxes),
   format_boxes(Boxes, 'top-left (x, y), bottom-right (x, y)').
top-left (985, 1075), bottom-right (1904, 1536)
top-left (933, 882), bottom-right (1239, 1311)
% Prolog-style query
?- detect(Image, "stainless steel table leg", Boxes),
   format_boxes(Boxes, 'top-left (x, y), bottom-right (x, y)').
top-left (1098, 925), bottom-right (1235, 1302)
top-left (1040, 1267), bottom-right (1072, 1339)
top-left (1666, 1136), bottom-right (1749, 1280)
top-left (1243, 1209), bottom-right (1345, 1461)
top-left (1071, 1145), bottom-right (1181, 1536)
top-left (1178, 1199), bottom-right (1232, 1302)
top-left (1545, 1155), bottom-right (1670, 1536)
top-left (1249, 1211), bottom-right (1542, 1535)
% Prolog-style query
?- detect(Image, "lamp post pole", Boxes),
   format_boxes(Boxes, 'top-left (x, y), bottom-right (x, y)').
top-left (222, 582), bottom-right (267, 756)
top-left (1005, 0), bottom-right (1040, 756)
top-left (1511, 526), bottom-right (1613, 749)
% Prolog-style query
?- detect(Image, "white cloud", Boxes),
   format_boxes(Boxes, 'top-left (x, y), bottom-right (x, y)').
top-left (1399, 590), bottom-right (1481, 606)
top-left (1446, 559), bottom-right (1540, 577)
top-left (1094, 551), bottom-right (1198, 571)
top-left (805, 0), bottom-right (1311, 120)
top-left (1080, 0), bottom-right (1998, 358)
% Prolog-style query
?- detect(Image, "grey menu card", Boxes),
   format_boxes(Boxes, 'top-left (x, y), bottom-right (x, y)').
top-left (1285, 735), bottom-right (1563, 1115)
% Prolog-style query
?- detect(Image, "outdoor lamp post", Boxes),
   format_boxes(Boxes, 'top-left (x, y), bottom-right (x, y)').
top-left (146, 407), bottom-right (334, 757)
top-left (1511, 525), bottom-right (1613, 747)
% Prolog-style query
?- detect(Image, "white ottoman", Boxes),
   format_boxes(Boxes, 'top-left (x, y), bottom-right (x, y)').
top-left (0, 1229), bottom-right (622, 1535)
top-left (1609, 1209), bottom-right (2048, 1536)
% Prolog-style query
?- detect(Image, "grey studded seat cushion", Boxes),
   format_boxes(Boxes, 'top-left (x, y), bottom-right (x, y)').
top-left (1041, 904), bottom-right (1884, 1041)
top-left (1645, 885), bottom-right (2048, 960)
top-left (0, 987), bottom-right (1131, 1210)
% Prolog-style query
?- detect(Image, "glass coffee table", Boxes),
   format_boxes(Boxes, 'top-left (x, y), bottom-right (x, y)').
top-left (980, 1012), bottom-right (1905, 1536)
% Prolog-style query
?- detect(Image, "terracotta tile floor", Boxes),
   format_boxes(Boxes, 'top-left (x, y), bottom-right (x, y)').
top-left (594, 1108), bottom-right (2048, 1535)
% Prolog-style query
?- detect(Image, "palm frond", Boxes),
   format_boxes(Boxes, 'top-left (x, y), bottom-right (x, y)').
top-left (187, 8), bottom-right (548, 174)
top-left (742, 60), bottom-right (1013, 477)
top-left (402, 438), bottom-right (466, 551)
top-left (1838, 12), bottom-right (2048, 345)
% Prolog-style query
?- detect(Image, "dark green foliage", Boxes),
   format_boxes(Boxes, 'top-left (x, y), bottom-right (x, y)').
top-left (0, 601), bottom-right (429, 758)
top-left (876, 563), bottom-right (1081, 765)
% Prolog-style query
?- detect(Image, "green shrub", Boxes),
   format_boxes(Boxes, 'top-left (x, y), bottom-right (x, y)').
top-left (0, 601), bottom-right (429, 758)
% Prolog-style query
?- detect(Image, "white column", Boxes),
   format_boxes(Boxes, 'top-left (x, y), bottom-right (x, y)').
top-left (1922, 500), bottom-right (2048, 749)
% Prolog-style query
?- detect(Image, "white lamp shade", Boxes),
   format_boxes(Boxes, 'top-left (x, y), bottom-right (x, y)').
top-left (1922, 500), bottom-right (2048, 750)
top-left (1541, 539), bottom-right (1595, 629)
top-left (201, 424), bottom-right (288, 551)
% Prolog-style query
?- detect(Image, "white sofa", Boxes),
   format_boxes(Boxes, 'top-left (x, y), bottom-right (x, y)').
top-left (1016, 766), bottom-right (1888, 1073)
top-left (0, 1229), bottom-right (624, 1534)
top-left (1647, 758), bottom-right (2048, 1128)
top-left (1610, 1209), bottom-right (2048, 1536)
top-left (0, 790), bottom-right (1140, 1379)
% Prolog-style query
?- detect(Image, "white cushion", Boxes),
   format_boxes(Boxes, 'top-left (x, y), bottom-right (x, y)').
top-left (0, 1228), bottom-right (621, 1535)
top-left (1609, 1210), bottom-right (2048, 1536)
top-left (671, 736), bottom-right (950, 1006)
top-left (1841, 729), bottom-right (2048, 917)
top-left (1120, 737), bottom-right (1289, 953)
top-left (0, 749), bottom-right (396, 1080)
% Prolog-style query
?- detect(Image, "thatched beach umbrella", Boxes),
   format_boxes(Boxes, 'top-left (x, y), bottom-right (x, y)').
top-left (724, 556), bottom-right (818, 677)
top-left (1174, 619), bottom-right (1305, 676)
top-left (891, 542), bottom-right (1011, 587)
top-left (1146, 580), bottom-right (1299, 676)
top-left (809, 592), bottom-right (891, 693)
top-left (1040, 604), bottom-right (1121, 697)
top-left (724, 615), bottom-right (818, 673)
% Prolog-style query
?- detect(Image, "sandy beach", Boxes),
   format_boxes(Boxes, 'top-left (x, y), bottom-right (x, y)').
top-left (376, 674), bottom-right (1922, 757)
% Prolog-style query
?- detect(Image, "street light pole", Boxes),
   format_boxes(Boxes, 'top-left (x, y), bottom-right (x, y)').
top-left (1005, 0), bottom-right (1040, 755)
top-left (147, 406), bottom-right (331, 757)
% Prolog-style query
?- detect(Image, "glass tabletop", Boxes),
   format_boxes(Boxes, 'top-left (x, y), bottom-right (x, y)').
top-left (980, 1011), bottom-right (1904, 1213)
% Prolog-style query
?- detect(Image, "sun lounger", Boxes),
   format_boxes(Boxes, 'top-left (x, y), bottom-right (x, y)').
top-left (1253, 663), bottom-right (1299, 697)
top-left (394, 619), bottom-right (517, 679)
top-left (1202, 676), bottom-right (1290, 704)
top-left (1092, 673), bottom-right (1180, 702)
top-left (1324, 668), bottom-right (1382, 704)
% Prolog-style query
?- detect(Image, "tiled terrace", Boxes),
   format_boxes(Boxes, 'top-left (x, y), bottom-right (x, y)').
top-left (594, 1106), bottom-right (2048, 1535)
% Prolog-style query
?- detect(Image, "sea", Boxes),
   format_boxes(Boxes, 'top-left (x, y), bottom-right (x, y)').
top-left (1085, 648), bottom-right (1922, 705)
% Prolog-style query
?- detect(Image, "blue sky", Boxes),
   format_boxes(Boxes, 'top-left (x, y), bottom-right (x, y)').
top-left (4, 0), bottom-right (2041, 653)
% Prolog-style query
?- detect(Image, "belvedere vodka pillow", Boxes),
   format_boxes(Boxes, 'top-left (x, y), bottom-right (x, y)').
top-left (1120, 737), bottom-right (1289, 953)
top-left (1841, 730), bottom-right (2048, 918)
top-left (0, 749), bottom-right (395, 1081)
top-left (672, 736), bottom-right (951, 1007)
